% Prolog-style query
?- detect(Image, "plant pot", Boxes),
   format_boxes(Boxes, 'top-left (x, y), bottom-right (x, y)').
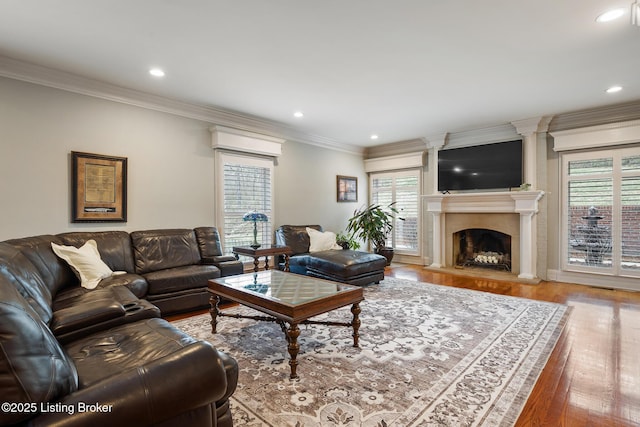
top-left (375, 246), bottom-right (394, 266)
top-left (337, 241), bottom-right (350, 250)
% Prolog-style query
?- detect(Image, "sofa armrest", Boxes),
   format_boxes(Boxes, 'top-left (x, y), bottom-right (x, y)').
top-left (50, 299), bottom-right (126, 336)
top-left (28, 342), bottom-right (229, 427)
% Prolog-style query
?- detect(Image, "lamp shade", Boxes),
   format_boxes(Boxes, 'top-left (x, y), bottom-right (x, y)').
top-left (242, 211), bottom-right (268, 222)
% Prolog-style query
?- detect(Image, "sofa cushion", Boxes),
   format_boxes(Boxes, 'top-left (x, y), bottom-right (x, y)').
top-left (143, 264), bottom-right (221, 295)
top-left (146, 289), bottom-right (210, 315)
top-left (58, 231), bottom-right (136, 273)
top-left (275, 225), bottom-right (322, 255)
top-left (51, 240), bottom-right (113, 289)
top-left (64, 318), bottom-right (207, 387)
top-left (131, 229), bottom-right (202, 274)
top-left (0, 278), bottom-right (78, 425)
top-left (59, 318), bottom-right (236, 426)
top-left (194, 226), bottom-right (224, 258)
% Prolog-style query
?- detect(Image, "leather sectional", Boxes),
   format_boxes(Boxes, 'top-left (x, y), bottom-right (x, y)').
top-left (0, 227), bottom-right (241, 426)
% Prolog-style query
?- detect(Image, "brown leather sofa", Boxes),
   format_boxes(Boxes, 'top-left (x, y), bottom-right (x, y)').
top-left (16, 227), bottom-right (243, 316)
top-left (275, 225), bottom-right (387, 286)
top-left (0, 227), bottom-right (241, 426)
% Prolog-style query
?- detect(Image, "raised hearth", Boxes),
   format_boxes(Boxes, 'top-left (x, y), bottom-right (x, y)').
top-left (424, 191), bottom-right (544, 280)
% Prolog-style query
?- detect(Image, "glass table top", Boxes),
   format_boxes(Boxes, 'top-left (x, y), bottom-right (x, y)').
top-left (211, 270), bottom-right (357, 305)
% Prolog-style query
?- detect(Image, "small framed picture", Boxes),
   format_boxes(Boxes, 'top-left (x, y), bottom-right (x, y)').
top-left (337, 175), bottom-right (358, 202)
top-left (72, 151), bottom-right (127, 222)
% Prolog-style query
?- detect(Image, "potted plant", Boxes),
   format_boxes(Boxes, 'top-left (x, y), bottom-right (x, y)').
top-left (346, 202), bottom-right (401, 265)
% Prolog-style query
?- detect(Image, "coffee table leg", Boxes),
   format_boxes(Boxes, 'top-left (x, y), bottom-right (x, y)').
top-left (264, 255), bottom-right (270, 270)
top-left (351, 303), bottom-right (361, 347)
top-left (209, 295), bottom-right (220, 334)
top-left (253, 257), bottom-right (260, 272)
top-left (286, 322), bottom-right (300, 379)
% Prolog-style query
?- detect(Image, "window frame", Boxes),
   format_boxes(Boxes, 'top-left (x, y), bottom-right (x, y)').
top-left (215, 151), bottom-right (275, 257)
top-left (369, 168), bottom-right (421, 257)
top-left (560, 146), bottom-right (640, 278)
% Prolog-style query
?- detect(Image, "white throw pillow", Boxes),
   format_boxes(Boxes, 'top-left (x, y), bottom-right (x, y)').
top-left (306, 227), bottom-right (342, 253)
top-left (51, 239), bottom-right (113, 289)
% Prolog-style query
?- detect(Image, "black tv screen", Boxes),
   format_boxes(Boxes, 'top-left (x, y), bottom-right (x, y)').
top-left (437, 140), bottom-right (523, 192)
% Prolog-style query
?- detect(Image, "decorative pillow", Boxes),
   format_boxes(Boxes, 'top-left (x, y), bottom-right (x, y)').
top-left (51, 240), bottom-right (113, 289)
top-left (306, 227), bottom-right (342, 253)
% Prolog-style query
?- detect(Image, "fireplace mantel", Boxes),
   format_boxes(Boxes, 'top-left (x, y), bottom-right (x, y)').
top-left (423, 191), bottom-right (545, 280)
top-left (424, 191), bottom-right (544, 214)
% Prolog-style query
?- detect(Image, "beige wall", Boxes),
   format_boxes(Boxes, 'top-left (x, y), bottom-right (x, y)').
top-left (275, 140), bottom-right (366, 234)
top-left (0, 77), bottom-right (365, 240)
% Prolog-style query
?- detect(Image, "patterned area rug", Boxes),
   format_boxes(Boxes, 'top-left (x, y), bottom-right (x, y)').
top-left (173, 277), bottom-right (569, 426)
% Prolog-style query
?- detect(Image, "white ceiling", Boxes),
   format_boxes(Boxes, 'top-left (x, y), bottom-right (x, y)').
top-left (0, 1), bottom-right (638, 148)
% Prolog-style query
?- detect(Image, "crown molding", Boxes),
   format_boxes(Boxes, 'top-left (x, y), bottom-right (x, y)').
top-left (210, 125), bottom-right (285, 157)
top-left (511, 116), bottom-right (553, 136)
top-left (364, 151), bottom-right (426, 173)
top-left (364, 138), bottom-right (427, 159)
top-left (550, 119), bottom-right (640, 152)
top-left (424, 134), bottom-right (448, 150)
top-left (0, 56), bottom-right (364, 156)
top-left (445, 123), bottom-right (520, 149)
top-left (549, 100), bottom-right (640, 133)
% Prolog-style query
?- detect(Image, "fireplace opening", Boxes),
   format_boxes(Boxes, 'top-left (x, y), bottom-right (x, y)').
top-left (454, 228), bottom-right (512, 271)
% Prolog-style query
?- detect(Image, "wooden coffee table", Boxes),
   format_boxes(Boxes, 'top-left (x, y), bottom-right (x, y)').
top-left (208, 270), bottom-right (364, 379)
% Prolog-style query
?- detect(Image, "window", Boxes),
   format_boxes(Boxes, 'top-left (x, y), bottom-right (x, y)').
top-left (216, 152), bottom-right (274, 256)
top-left (370, 170), bottom-right (420, 255)
top-left (562, 147), bottom-right (640, 277)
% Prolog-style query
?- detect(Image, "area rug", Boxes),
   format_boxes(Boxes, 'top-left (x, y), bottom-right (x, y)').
top-left (172, 277), bottom-right (569, 426)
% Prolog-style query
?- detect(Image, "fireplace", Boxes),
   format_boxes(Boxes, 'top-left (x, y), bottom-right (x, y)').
top-left (424, 191), bottom-right (544, 280)
top-left (454, 228), bottom-right (512, 271)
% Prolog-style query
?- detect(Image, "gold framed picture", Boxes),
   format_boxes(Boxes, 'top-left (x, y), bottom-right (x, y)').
top-left (337, 175), bottom-right (358, 202)
top-left (72, 151), bottom-right (127, 222)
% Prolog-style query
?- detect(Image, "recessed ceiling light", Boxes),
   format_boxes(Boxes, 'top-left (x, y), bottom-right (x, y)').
top-left (596, 8), bottom-right (625, 22)
top-left (149, 68), bottom-right (165, 77)
top-left (370, 134), bottom-right (379, 140)
top-left (606, 85), bottom-right (623, 93)
top-left (293, 111), bottom-right (304, 118)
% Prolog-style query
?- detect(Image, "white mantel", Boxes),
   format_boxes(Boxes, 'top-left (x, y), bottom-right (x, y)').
top-left (424, 191), bottom-right (545, 280)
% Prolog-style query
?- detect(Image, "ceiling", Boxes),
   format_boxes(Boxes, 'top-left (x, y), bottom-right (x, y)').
top-left (0, 1), bottom-right (638, 148)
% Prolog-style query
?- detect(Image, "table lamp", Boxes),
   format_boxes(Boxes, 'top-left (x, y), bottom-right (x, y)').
top-left (243, 211), bottom-right (268, 249)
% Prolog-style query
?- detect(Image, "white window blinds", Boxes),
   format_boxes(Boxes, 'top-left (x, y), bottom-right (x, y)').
top-left (563, 147), bottom-right (640, 276)
top-left (217, 153), bottom-right (274, 256)
top-left (370, 170), bottom-right (420, 254)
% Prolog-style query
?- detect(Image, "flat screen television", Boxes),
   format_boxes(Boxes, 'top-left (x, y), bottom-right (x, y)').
top-left (437, 139), bottom-right (523, 192)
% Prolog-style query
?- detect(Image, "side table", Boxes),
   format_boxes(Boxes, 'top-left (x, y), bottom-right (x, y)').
top-left (232, 245), bottom-right (292, 272)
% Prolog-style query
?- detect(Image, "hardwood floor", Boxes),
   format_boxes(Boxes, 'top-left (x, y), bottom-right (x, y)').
top-left (169, 264), bottom-right (640, 426)
top-left (385, 264), bottom-right (640, 427)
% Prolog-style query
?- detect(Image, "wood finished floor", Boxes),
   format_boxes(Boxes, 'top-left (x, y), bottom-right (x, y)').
top-left (169, 264), bottom-right (640, 426)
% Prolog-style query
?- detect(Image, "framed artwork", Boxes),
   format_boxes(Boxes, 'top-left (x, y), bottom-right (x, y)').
top-left (337, 175), bottom-right (358, 202)
top-left (71, 151), bottom-right (127, 222)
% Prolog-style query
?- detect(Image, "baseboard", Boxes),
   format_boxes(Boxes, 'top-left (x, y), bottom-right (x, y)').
top-left (547, 269), bottom-right (640, 292)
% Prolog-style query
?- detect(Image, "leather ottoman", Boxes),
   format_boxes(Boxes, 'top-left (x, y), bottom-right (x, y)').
top-left (304, 249), bottom-right (386, 286)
